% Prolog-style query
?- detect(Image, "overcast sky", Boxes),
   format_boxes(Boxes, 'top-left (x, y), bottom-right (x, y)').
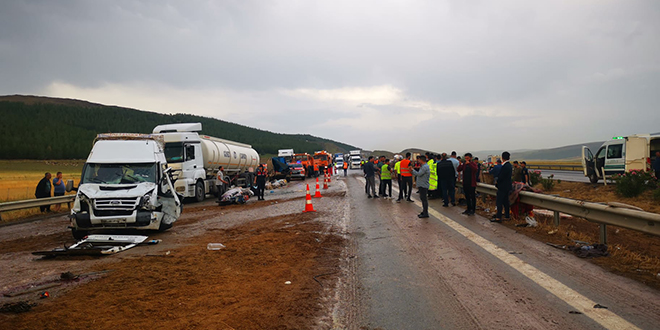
top-left (1, 1), bottom-right (659, 153)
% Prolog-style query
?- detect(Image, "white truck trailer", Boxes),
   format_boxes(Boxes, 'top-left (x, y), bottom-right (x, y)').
top-left (70, 133), bottom-right (182, 239)
top-left (278, 149), bottom-right (294, 164)
top-left (153, 123), bottom-right (260, 202)
top-left (349, 150), bottom-right (362, 169)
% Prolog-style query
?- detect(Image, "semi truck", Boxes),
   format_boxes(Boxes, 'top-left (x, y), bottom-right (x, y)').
top-left (70, 133), bottom-right (182, 239)
top-left (349, 150), bottom-right (362, 169)
top-left (153, 123), bottom-right (260, 202)
top-left (582, 133), bottom-right (660, 183)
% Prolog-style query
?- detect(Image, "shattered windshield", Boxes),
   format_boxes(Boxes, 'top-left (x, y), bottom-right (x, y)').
top-left (81, 163), bottom-right (158, 184)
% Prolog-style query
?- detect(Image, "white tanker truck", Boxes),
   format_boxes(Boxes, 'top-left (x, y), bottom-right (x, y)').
top-left (153, 123), bottom-right (260, 202)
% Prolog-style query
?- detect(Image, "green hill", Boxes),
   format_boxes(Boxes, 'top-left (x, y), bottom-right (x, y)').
top-left (0, 95), bottom-right (358, 160)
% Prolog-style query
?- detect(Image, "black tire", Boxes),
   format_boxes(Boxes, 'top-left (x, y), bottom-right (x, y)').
top-left (158, 220), bottom-right (173, 232)
top-left (194, 180), bottom-right (205, 203)
top-left (589, 173), bottom-right (599, 184)
top-left (71, 228), bottom-right (89, 240)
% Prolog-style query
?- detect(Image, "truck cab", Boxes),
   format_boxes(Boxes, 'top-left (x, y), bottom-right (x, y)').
top-left (582, 134), bottom-right (660, 183)
top-left (70, 134), bottom-right (181, 239)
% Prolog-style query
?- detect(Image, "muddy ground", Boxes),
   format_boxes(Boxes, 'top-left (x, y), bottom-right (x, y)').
top-left (0, 179), bottom-right (349, 329)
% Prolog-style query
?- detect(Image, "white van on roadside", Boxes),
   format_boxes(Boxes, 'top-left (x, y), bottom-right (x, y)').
top-left (582, 133), bottom-right (660, 183)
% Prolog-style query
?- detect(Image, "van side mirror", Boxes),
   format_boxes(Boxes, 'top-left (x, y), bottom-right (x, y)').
top-left (65, 180), bottom-right (74, 192)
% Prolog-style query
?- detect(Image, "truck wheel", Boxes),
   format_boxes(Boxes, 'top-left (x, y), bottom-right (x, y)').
top-left (589, 173), bottom-right (599, 184)
top-left (194, 180), bottom-right (205, 203)
top-left (71, 228), bottom-right (89, 240)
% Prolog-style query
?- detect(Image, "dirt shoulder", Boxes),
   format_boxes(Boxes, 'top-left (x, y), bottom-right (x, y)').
top-left (0, 179), bottom-right (349, 329)
top-left (474, 181), bottom-right (660, 290)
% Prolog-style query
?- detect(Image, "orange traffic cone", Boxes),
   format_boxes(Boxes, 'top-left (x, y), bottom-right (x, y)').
top-left (303, 184), bottom-right (316, 212)
top-left (323, 173), bottom-right (329, 189)
top-left (313, 177), bottom-right (323, 198)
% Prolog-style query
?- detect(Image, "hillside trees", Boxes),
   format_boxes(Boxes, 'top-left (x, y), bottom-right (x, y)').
top-left (0, 101), bottom-right (356, 159)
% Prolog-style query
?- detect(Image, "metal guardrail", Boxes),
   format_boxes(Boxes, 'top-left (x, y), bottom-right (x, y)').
top-left (458, 182), bottom-right (660, 244)
top-left (0, 195), bottom-right (75, 221)
top-left (526, 164), bottom-right (582, 171)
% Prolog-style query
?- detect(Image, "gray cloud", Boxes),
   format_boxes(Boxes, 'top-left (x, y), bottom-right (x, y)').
top-left (1, 0), bottom-right (659, 153)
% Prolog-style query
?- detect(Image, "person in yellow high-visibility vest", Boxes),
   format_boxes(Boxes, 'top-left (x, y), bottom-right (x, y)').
top-left (380, 159), bottom-right (393, 198)
top-left (428, 154), bottom-right (437, 198)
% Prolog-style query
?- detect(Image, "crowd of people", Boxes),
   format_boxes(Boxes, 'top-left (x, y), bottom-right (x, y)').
top-left (361, 151), bottom-right (534, 222)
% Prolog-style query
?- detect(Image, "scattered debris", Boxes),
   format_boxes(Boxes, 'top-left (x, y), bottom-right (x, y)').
top-left (207, 243), bottom-right (226, 250)
top-left (32, 235), bottom-right (157, 257)
top-left (39, 291), bottom-right (50, 299)
top-left (546, 242), bottom-right (567, 250)
top-left (594, 304), bottom-right (608, 309)
top-left (0, 301), bottom-right (36, 314)
top-left (568, 244), bottom-right (609, 258)
top-left (508, 251), bottom-right (523, 255)
top-left (569, 310), bottom-right (583, 314)
top-left (525, 216), bottom-right (538, 227)
top-left (547, 229), bottom-right (558, 235)
top-left (60, 272), bottom-right (78, 281)
top-left (284, 281), bottom-right (292, 285)
top-left (218, 187), bottom-right (253, 205)
top-left (4, 283), bottom-right (61, 297)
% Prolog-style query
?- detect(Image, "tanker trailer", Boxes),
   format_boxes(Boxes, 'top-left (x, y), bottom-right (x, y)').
top-left (153, 123), bottom-right (260, 202)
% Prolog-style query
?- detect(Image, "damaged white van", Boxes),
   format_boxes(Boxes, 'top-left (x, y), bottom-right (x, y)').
top-left (69, 134), bottom-right (181, 239)
top-left (582, 133), bottom-right (660, 183)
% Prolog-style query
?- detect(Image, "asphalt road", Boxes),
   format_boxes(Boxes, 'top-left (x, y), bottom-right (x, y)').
top-left (538, 169), bottom-right (590, 183)
top-left (341, 171), bottom-right (659, 330)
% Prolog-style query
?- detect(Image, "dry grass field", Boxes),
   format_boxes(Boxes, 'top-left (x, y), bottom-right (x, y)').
top-left (0, 160), bottom-right (83, 221)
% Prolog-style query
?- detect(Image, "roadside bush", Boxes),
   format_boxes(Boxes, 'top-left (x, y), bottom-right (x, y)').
top-left (653, 187), bottom-right (660, 201)
top-left (612, 170), bottom-right (655, 198)
top-left (530, 170), bottom-right (542, 186)
top-left (540, 174), bottom-right (555, 191)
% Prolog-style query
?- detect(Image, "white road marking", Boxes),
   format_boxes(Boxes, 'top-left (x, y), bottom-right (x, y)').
top-left (356, 177), bottom-right (639, 330)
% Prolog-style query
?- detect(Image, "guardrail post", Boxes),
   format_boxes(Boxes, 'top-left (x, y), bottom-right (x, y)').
top-left (553, 211), bottom-right (560, 227)
top-left (599, 224), bottom-right (607, 244)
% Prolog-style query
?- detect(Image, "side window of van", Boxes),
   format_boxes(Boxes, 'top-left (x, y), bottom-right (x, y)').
top-left (595, 147), bottom-right (606, 159)
top-left (607, 144), bottom-right (623, 159)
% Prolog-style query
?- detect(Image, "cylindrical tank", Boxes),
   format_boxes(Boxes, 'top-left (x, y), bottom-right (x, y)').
top-left (200, 135), bottom-right (260, 175)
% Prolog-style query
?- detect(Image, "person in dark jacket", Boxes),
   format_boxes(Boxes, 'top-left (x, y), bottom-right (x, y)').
top-left (492, 152), bottom-right (513, 223)
top-left (437, 153), bottom-right (456, 207)
top-left (35, 172), bottom-right (52, 212)
top-left (364, 156), bottom-right (379, 198)
top-left (457, 153), bottom-right (478, 215)
top-left (255, 165), bottom-right (267, 200)
top-left (489, 159), bottom-right (502, 185)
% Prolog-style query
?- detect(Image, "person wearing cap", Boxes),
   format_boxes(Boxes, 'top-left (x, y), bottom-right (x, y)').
top-left (521, 161), bottom-right (530, 185)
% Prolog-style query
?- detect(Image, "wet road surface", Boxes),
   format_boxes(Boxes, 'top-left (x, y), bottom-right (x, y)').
top-left (341, 171), bottom-right (659, 330)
